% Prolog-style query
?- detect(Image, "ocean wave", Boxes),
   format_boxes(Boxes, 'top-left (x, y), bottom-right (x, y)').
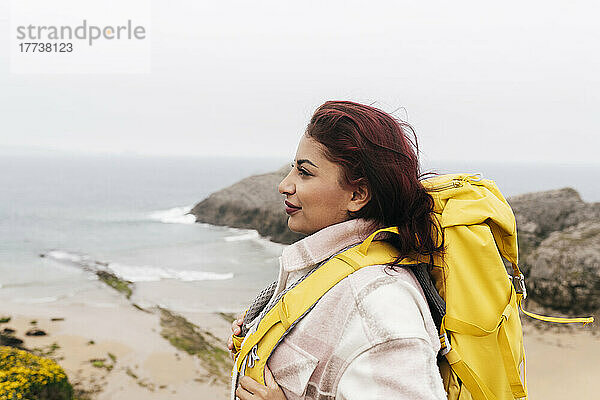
top-left (106, 263), bottom-right (233, 282)
top-left (147, 205), bottom-right (197, 224)
top-left (41, 249), bottom-right (233, 283)
top-left (43, 250), bottom-right (109, 272)
top-left (224, 230), bottom-right (261, 242)
top-left (221, 227), bottom-right (286, 255)
top-left (44, 249), bottom-right (91, 264)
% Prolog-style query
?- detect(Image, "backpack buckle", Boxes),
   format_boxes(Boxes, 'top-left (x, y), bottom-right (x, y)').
top-left (439, 332), bottom-right (451, 356)
top-left (512, 274), bottom-right (527, 300)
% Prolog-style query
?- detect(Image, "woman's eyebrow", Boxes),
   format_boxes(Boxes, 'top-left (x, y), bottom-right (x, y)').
top-left (296, 159), bottom-right (318, 168)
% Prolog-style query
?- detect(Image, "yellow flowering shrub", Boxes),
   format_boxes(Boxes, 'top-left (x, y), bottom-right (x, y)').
top-left (0, 346), bottom-right (73, 400)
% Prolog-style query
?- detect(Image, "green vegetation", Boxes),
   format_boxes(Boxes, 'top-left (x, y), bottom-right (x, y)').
top-left (96, 270), bottom-right (133, 299)
top-left (31, 342), bottom-right (61, 359)
top-left (135, 379), bottom-right (155, 391)
top-left (89, 357), bottom-right (113, 372)
top-left (89, 352), bottom-right (118, 373)
top-left (132, 303), bottom-right (151, 313)
top-left (0, 318), bottom-right (10, 324)
top-left (125, 367), bottom-right (138, 380)
top-left (158, 308), bottom-right (231, 383)
top-left (124, 367), bottom-right (156, 391)
top-left (0, 346), bottom-right (73, 400)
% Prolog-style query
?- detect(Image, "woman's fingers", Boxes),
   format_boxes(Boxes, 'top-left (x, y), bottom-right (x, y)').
top-left (236, 372), bottom-right (287, 400)
top-left (228, 314), bottom-right (245, 367)
top-left (227, 334), bottom-right (239, 360)
top-left (231, 317), bottom-right (243, 334)
top-left (264, 366), bottom-right (287, 399)
top-left (228, 337), bottom-right (237, 360)
top-left (239, 376), bottom-right (267, 398)
top-left (235, 385), bottom-right (253, 400)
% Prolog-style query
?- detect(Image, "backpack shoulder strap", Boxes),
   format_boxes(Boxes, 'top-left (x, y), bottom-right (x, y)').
top-left (235, 235), bottom-right (400, 385)
top-left (412, 263), bottom-right (446, 330)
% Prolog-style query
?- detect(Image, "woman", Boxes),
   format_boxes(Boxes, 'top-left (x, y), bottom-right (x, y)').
top-left (228, 100), bottom-right (447, 400)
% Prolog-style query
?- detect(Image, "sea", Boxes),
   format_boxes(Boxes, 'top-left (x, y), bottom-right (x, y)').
top-left (1, 153), bottom-right (599, 314)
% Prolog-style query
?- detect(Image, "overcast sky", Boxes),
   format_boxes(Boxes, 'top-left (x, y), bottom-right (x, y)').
top-left (1, 0), bottom-right (598, 163)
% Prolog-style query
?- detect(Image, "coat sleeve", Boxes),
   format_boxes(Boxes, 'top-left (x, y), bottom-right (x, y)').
top-left (335, 337), bottom-right (447, 400)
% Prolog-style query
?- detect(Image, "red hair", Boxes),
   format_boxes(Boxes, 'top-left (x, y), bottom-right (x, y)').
top-left (305, 100), bottom-right (443, 261)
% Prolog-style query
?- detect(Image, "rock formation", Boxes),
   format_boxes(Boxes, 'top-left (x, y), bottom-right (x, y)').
top-left (509, 188), bottom-right (600, 315)
top-left (189, 165), bottom-right (304, 244)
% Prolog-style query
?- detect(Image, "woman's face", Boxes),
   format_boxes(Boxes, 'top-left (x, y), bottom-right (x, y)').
top-left (278, 135), bottom-right (370, 235)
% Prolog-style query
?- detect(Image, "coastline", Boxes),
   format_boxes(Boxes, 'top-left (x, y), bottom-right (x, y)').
top-left (1, 159), bottom-right (598, 399)
top-left (2, 301), bottom-right (598, 399)
top-left (1, 302), bottom-right (234, 400)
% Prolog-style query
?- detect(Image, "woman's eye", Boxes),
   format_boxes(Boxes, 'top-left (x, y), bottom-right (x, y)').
top-left (291, 162), bottom-right (310, 176)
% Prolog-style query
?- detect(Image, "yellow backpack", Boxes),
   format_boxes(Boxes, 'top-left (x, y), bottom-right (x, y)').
top-left (232, 173), bottom-right (594, 400)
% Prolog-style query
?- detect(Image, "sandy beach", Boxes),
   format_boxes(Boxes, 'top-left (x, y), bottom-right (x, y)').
top-left (2, 299), bottom-right (597, 400)
top-left (1, 301), bottom-right (233, 400)
top-left (521, 322), bottom-right (599, 399)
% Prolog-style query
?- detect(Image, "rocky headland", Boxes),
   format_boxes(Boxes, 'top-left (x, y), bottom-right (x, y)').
top-left (189, 165), bottom-right (304, 244)
top-left (189, 168), bottom-right (600, 319)
top-left (509, 188), bottom-right (600, 316)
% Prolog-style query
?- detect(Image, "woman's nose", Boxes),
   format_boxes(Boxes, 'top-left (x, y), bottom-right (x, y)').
top-left (278, 169), bottom-right (295, 195)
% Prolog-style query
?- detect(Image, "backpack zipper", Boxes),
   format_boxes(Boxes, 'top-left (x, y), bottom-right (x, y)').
top-left (428, 179), bottom-right (463, 192)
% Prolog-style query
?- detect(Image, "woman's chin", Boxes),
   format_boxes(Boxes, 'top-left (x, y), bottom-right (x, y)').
top-left (287, 218), bottom-right (300, 233)
top-left (287, 216), bottom-right (308, 235)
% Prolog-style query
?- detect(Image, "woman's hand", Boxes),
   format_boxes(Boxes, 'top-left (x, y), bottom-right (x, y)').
top-left (227, 315), bottom-right (244, 359)
top-left (236, 366), bottom-right (287, 400)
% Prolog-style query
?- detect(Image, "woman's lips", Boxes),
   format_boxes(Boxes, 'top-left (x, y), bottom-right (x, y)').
top-left (284, 200), bottom-right (301, 215)
top-left (286, 207), bottom-right (301, 215)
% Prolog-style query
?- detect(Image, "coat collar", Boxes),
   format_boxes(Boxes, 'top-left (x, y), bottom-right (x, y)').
top-left (279, 218), bottom-right (384, 272)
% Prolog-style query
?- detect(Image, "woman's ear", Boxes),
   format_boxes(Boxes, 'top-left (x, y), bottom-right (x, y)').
top-left (348, 181), bottom-right (371, 212)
